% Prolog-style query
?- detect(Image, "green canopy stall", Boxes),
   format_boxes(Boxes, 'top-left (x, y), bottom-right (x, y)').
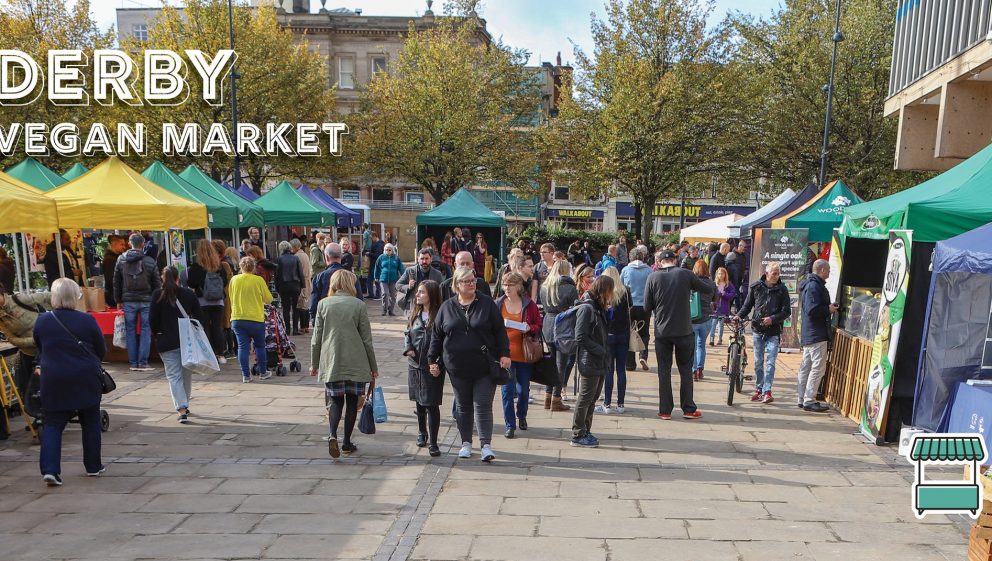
top-left (177, 165), bottom-right (265, 245)
top-left (142, 161), bottom-right (240, 230)
top-left (61, 163), bottom-right (89, 181)
top-left (255, 181), bottom-right (335, 227)
top-left (771, 180), bottom-right (863, 242)
top-left (416, 188), bottom-right (507, 267)
top-left (5, 157), bottom-right (67, 191)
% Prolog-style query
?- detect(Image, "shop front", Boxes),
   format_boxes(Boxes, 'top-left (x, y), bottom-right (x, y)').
top-left (615, 202), bottom-right (755, 233)
top-left (545, 207), bottom-right (606, 231)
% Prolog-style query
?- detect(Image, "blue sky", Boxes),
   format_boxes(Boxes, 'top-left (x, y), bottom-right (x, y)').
top-left (94, 0), bottom-right (784, 65)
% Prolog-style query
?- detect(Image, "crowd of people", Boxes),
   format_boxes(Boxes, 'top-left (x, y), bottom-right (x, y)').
top-left (8, 223), bottom-right (843, 484)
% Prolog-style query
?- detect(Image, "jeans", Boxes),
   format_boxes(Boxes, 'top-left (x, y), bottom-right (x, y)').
top-left (692, 320), bottom-right (711, 371)
top-left (797, 341), bottom-right (828, 405)
top-left (709, 319), bottom-right (725, 343)
top-left (545, 344), bottom-right (574, 397)
top-left (604, 338), bottom-right (628, 406)
top-left (626, 306), bottom-right (650, 369)
top-left (159, 349), bottom-right (192, 411)
top-left (232, 320), bottom-right (266, 378)
top-left (752, 333), bottom-right (781, 394)
top-left (449, 373), bottom-right (496, 446)
top-left (655, 335), bottom-right (697, 414)
top-left (123, 301), bottom-right (151, 367)
top-left (571, 374), bottom-right (604, 438)
top-left (381, 282), bottom-right (398, 314)
top-left (502, 362), bottom-right (533, 429)
top-left (201, 305), bottom-right (225, 356)
top-left (40, 405), bottom-right (102, 476)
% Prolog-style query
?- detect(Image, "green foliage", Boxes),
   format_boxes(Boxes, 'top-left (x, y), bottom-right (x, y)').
top-left (508, 226), bottom-right (619, 255)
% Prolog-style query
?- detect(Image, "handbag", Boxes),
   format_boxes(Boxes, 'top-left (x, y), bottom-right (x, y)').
top-left (358, 383), bottom-right (376, 434)
top-left (112, 314), bottom-right (127, 349)
top-left (48, 311), bottom-right (116, 394)
top-left (530, 347), bottom-right (559, 387)
top-left (689, 291), bottom-right (703, 322)
top-left (176, 300), bottom-right (221, 376)
top-left (372, 385), bottom-right (388, 423)
top-left (628, 318), bottom-right (646, 353)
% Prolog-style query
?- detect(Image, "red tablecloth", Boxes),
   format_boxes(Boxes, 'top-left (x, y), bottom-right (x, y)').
top-left (88, 309), bottom-right (139, 335)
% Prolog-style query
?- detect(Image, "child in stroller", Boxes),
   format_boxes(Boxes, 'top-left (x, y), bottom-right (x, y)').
top-left (249, 293), bottom-right (302, 377)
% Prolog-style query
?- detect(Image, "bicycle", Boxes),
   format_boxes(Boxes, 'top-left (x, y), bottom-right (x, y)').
top-left (712, 315), bottom-right (752, 406)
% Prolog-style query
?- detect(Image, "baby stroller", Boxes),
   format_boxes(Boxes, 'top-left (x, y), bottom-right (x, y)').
top-left (24, 366), bottom-right (111, 434)
top-left (250, 295), bottom-right (301, 377)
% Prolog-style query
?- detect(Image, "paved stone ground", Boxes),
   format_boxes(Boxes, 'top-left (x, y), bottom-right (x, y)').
top-left (0, 299), bottom-right (971, 560)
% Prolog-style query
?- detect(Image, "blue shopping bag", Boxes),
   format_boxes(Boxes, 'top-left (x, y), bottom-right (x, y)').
top-left (372, 386), bottom-right (388, 423)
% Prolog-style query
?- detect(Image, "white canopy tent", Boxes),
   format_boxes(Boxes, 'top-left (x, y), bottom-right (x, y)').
top-left (680, 213), bottom-right (747, 244)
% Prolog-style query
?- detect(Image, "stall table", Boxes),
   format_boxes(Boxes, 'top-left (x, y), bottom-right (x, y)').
top-left (88, 309), bottom-right (156, 364)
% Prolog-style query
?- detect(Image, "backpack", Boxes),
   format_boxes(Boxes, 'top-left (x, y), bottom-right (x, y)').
top-left (123, 257), bottom-right (151, 293)
top-left (203, 270), bottom-right (225, 301)
top-left (553, 305), bottom-right (584, 355)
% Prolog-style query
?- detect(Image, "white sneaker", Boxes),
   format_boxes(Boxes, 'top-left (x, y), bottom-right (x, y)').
top-left (639, 358), bottom-right (649, 371)
top-left (259, 370), bottom-right (273, 380)
top-left (217, 356), bottom-right (227, 365)
top-left (481, 444), bottom-right (495, 462)
top-left (614, 405), bottom-right (625, 414)
top-left (458, 442), bottom-right (472, 458)
top-left (595, 404), bottom-right (611, 414)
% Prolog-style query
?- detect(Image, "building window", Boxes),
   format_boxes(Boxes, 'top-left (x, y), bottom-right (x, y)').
top-left (338, 57), bottom-right (355, 89)
top-left (554, 184), bottom-right (570, 201)
top-left (405, 192), bottom-right (425, 204)
top-left (371, 56), bottom-right (387, 77)
top-left (372, 188), bottom-right (393, 201)
top-left (132, 24), bottom-right (148, 42)
top-left (340, 190), bottom-right (360, 201)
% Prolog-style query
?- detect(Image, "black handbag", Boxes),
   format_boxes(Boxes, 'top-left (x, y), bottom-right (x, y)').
top-left (48, 311), bottom-right (117, 394)
top-left (530, 349), bottom-right (559, 387)
top-left (358, 397), bottom-right (376, 435)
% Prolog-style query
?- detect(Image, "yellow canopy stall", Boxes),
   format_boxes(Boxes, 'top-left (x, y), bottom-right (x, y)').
top-left (0, 171), bottom-right (59, 233)
top-left (45, 156), bottom-right (208, 230)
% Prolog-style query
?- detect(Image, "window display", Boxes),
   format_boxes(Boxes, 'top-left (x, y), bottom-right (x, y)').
top-left (841, 285), bottom-right (882, 341)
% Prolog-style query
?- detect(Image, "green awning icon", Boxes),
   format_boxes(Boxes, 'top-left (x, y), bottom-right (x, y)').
top-left (910, 436), bottom-right (985, 462)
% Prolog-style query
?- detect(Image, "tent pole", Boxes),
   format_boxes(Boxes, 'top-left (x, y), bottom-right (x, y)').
top-left (232, 228), bottom-right (238, 248)
top-left (206, 228), bottom-right (213, 241)
top-left (21, 234), bottom-right (32, 291)
top-left (54, 234), bottom-right (65, 279)
top-left (10, 233), bottom-right (24, 292)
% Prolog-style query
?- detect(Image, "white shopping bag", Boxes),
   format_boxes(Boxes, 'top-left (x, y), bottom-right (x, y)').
top-left (176, 301), bottom-right (220, 375)
top-left (113, 314), bottom-right (127, 349)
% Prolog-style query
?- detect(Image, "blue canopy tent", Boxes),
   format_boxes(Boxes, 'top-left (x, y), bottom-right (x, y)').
top-left (309, 187), bottom-right (361, 228)
top-left (296, 186), bottom-right (360, 229)
top-left (226, 182), bottom-right (260, 202)
top-left (728, 188), bottom-right (797, 239)
top-left (913, 222), bottom-right (992, 432)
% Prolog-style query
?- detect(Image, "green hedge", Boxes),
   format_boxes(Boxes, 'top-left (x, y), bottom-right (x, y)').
top-left (507, 225), bottom-right (676, 259)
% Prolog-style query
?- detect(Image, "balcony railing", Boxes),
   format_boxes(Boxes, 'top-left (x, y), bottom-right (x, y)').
top-left (889, 0), bottom-right (992, 96)
top-left (343, 199), bottom-right (435, 212)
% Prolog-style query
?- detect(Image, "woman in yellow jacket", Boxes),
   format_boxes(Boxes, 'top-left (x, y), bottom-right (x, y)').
top-left (228, 256), bottom-right (273, 383)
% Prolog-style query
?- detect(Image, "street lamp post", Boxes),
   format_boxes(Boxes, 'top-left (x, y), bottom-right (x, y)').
top-left (818, 0), bottom-right (844, 188)
top-left (227, 0), bottom-right (243, 193)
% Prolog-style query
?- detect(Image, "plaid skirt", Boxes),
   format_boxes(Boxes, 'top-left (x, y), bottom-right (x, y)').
top-left (324, 381), bottom-right (368, 398)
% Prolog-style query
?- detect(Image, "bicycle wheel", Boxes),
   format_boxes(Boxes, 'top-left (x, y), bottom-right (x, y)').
top-left (727, 374), bottom-right (736, 406)
top-left (727, 344), bottom-right (742, 406)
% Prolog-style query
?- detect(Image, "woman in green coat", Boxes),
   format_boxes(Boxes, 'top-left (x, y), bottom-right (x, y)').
top-left (310, 269), bottom-right (379, 458)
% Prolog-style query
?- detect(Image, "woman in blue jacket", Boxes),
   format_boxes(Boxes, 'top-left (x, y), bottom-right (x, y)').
top-left (33, 278), bottom-right (106, 486)
top-left (373, 243), bottom-right (405, 316)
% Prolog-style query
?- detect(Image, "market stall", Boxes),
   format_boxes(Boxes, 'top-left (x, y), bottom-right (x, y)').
top-left (912, 222), bottom-right (992, 432)
top-left (178, 165), bottom-right (265, 232)
top-left (142, 161), bottom-right (240, 230)
top-left (254, 181), bottom-right (335, 227)
top-left (728, 188), bottom-right (797, 239)
top-left (679, 213), bottom-right (747, 244)
top-left (771, 180), bottom-right (863, 243)
top-left (829, 141), bottom-right (992, 443)
top-left (747, 183), bottom-right (819, 235)
top-left (0, 172), bottom-right (60, 292)
top-left (300, 186), bottom-right (362, 229)
top-left (416, 188), bottom-right (507, 268)
top-left (5, 157), bottom-right (67, 191)
top-left (61, 163), bottom-right (89, 181)
top-left (228, 182), bottom-right (260, 202)
top-left (295, 185), bottom-right (344, 227)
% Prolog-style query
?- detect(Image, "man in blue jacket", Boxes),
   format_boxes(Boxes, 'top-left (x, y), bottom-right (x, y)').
top-left (796, 260), bottom-right (837, 412)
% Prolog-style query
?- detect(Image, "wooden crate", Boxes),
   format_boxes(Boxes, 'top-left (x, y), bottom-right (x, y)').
top-left (824, 330), bottom-right (873, 422)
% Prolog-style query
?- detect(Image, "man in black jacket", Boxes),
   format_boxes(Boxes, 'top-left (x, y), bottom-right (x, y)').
top-left (643, 250), bottom-right (714, 419)
top-left (796, 260), bottom-right (837, 412)
top-left (736, 261), bottom-right (791, 404)
top-left (440, 252), bottom-right (492, 301)
top-left (709, 242), bottom-right (730, 280)
top-left (44, 229), bottom-right (80, 289)
top-left (398, 250), bottom-right (444, 314)
top-left (114, 233), bottom-right (161, 371)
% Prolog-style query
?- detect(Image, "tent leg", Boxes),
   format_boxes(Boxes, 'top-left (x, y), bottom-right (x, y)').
top-left (21, 234), bottom-right (32, 291)
top-left (262, 229), bottom-right (267, 258)
top-left (232, 228), bottom-right (238, 248)
top-left (54, 234), bottom-right (65, 279)
top-left (206, 229), bottom-right (213, 241)
top-left (10, 233), bottom-right (23, 292)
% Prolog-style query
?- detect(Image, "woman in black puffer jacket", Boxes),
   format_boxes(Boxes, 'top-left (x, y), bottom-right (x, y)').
top-left (570, 275), bottom-right (614, 449)
top-left (539, 259), bottom-right (577, 412)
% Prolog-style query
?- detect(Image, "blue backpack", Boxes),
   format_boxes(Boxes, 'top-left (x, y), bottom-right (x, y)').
top-left (553, 304), bottom-right (586, 354)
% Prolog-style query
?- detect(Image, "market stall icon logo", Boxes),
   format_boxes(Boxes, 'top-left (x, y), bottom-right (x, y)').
top-left (883, 238), bottom-right (907, 303)
top-left (906, 434), bottom-right (987, 519)
top-left (862, 215), bottom-right (880, 230)
top-left (832, 195), bottom-right (852, 207)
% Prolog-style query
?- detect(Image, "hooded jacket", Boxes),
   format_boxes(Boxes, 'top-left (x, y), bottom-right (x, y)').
top-left (114, 249), bottom-right (161, 304)
top-left (540, 277), bottom-right (578, 342)
top-left (0, 292), bottom-right (51, 354)
top-left (620, 261), bottom-right (652, 307)
top-left (574, 296), bottom-right (608, 376)
top-left (737, 274), bottom-right (791, 336)
top-left (799, 273), bottom-right (831, 345)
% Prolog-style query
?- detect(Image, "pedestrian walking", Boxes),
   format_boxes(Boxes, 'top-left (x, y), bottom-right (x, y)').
top-left (229, 256), bottom-right (274, 383)
top-left (373, 243), bottom-right (405, 316)
top-left (114, 233), bottom-right (160, 372)
top-left (441, 232), bottom-right (454, 267)
top-left (404, 280), bottom-right (445, 457)
top-left (428, 266), bottom-right (510, 462)
top-left (620, 245), bottom-right (652, 372)
top-left (796, 260), bottom-right (836, 412)
top-left (598, 267), bottom-right (630, 414)
top-left (736, 262), bottom-right (791, 404)
top-left (291, 239), bottom-right (312, 334)
top-left (539, 259), bottom-right (575, 412)
top-left (616, 236), bottom-right (629, 271)
top-left (690, 260), bottom-right (716, 381)
top-left (151, 266), bottom-right (203, 424)
top-left (440, 251), bottom-right (492, 300)
top-left (643, 250), bottom-right (714, 420)
top-left (101, 235), bottom-right (126, 308)
top-left (310, 269), bottom-right (379, 458)
top-left (275, 241), bottom-right (305, 336)
top-left (594, 245), bottom-right (618, 276)
top-left (220, 244), bottom-right (239, 358)
top-left (710, 267), bottom-right (736, 345)
top-left (34, 278), bottom-right (106, 486)
top-left (309, 232), bottom-right (328, 277)
top-left (495, 272), bottom-right (542, 439)
top-left (184, 239), bottom-right (229, 364)
top-left (709, 242), bottom-right (731, 280)
top-left (398, 249), bottom-right (444, 315)
top-left (570, 275), bottom-right (614, 448)
top-left (340, 236), bottom-right (354, 271)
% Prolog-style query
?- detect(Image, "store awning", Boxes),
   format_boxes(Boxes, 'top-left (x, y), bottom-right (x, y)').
top-left (255, 181), bottom-right (335, 227)
top-left (45, 156), bottom-right (208, 230)
top-left (0, 172), bottom-right (60, 233)
top-left (61, 163), bottom-right (89, 181)
top-left (417, 188), bottom-right (506, 228)
top-left (771, 180), bottom-right (863, 242)
top-left (178, 165), bottom-right (265, 228)
top-left (142, 161), bottom-right (241, 229)
top-left (728, 189), bottom-right (797, 239)
top-left (5, 157), bottom-right (67, 191)
top-left (909, 436), bottom-right (985, 461)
